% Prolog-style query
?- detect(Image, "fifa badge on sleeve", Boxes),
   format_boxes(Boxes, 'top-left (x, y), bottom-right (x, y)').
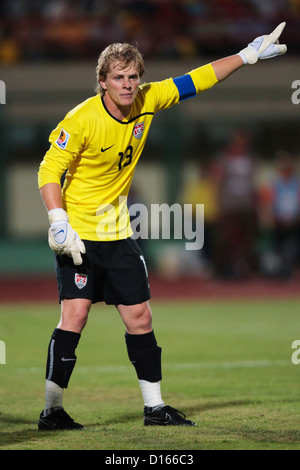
top-left (56, 128), bottom-right (70, 150)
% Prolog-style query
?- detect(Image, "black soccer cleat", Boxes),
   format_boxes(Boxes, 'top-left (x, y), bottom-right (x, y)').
top-left (143, 405), bottom-right (196, 426)
top-left (38, 409), bottom-right (84, 431)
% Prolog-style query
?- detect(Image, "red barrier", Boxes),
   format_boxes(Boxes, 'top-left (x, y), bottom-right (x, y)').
top-left (0, 275), bottom-right (299, 303)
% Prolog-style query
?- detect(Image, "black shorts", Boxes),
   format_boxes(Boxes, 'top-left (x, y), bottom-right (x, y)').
top-left (55, 238), bottom-right (151, 305)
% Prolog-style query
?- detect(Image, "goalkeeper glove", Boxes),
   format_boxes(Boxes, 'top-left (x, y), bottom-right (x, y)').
top-left (48, 208), bottom-right (86, 266)
top-left (238, 22), bottom-right (287, 65)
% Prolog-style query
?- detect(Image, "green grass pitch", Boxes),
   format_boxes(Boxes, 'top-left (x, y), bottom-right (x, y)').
top-left (0, 298), bottom-right (299, 450)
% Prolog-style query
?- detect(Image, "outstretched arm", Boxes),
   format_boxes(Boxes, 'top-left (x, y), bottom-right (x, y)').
top-left (175, 22), bottom-right (287, 101)
top-left (211, 54), bottom-right (244, 82)
top-left (211, 22), bottom-right (287, 82)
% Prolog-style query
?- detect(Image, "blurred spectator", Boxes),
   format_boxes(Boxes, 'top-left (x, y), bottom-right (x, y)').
top-left (286, 0), bottom-right (300, 15)
top-left (0, 29), bottom-right (20, 64)
top-left (181, 160), bottom-right (219, 276)
top-left (214, 129), bottom-right (258, 279)
top-left (0, 0), bottom-right (299, 63)
top-left (258, 151), bottom-right (300, 277)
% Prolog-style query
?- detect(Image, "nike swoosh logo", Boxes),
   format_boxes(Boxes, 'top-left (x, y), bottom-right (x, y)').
top-left (101, 144), bottom-right (114, 152)
top-left (39, 416), bottom-right (57, 429)
top-left (61, 357), bottom-right (76, 362)
top-left (55, 229), bottom-right (64, 236)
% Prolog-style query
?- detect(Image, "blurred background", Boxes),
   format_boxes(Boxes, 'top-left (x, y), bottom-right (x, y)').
top-left (0, 0), bottom-right (300, 288)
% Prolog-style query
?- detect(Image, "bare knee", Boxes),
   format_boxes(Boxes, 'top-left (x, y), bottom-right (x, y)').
top-left (58, 298), bottom-right (91, 333)
top-left (117, 301), bottom-right (152, 334)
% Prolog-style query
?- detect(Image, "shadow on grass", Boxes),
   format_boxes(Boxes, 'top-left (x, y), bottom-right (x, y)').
top-left (0, 413), bottom-right (86, 448)
top-left (1, 398), bottom-right (300, 448)
top-left (98, 399), bottom-right (254, 426)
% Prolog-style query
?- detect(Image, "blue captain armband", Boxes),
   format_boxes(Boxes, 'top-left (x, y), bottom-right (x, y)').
top-left (173, 74), bottom-right (197, 101)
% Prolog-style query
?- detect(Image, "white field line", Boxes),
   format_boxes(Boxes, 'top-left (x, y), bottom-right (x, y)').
top-left (14, 359), bottom-right (290, 376)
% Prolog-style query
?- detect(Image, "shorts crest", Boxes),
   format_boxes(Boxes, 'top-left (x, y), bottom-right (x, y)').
top-left (74, 273), bottom-right (88, 289)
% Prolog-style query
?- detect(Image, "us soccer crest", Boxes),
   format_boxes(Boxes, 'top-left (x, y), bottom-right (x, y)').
top-left (75, 273), bottom-right (88, 289)
top-left (133, 122), bottom-right (144, 140)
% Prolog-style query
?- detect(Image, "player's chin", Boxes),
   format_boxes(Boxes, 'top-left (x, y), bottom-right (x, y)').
top-left (120, 94), bottom-right (135, 105)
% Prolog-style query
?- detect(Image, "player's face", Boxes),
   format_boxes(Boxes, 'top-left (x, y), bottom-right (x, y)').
top-left (100, 61), bottom-right (140, 116)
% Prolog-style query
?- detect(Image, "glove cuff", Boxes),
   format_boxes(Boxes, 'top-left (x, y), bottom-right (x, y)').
top-left (48, 208), bottom-right (69, 225)
top-left (237, 51), bottom-right (248, 65)
top-left (237, 46), bottom-right (258, 65)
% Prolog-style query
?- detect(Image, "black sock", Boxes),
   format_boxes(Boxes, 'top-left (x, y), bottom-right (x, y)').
top-left (46, 328), bottom-right (81, 388)
top-left (125, 330), bottom-right (162, 382)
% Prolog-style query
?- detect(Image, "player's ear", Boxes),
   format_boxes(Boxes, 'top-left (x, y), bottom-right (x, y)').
top-left (99, 76), bottom-right (107, 92)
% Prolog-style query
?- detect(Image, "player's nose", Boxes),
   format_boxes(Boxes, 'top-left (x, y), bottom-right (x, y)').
top-left (123, 78), bottom-right (132, 89)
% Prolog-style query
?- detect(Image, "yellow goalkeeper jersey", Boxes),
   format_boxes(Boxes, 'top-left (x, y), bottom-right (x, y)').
top-left (38, 63), bottom-right (218, 241)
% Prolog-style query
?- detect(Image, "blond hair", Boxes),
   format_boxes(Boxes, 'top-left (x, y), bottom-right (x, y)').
top-left (95, 43), bottom-right (145, 95)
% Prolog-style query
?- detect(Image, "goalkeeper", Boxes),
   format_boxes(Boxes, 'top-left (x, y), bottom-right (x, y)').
top-left (37, 23), bottom-right (287, 430)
